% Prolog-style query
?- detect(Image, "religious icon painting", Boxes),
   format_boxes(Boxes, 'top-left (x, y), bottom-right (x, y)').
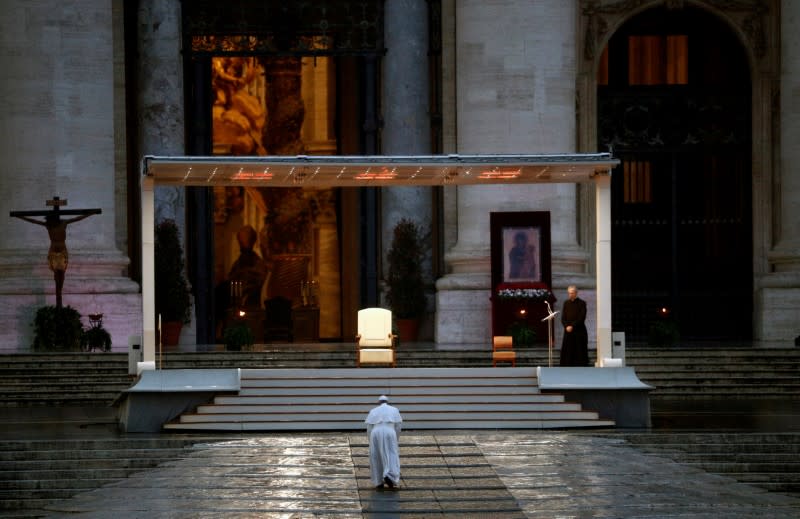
top-left (490, 211), bottom-right (551, 289)
top-left (502, 226), bottom-right (541, 283)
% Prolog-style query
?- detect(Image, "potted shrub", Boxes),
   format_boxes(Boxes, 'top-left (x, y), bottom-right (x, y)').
top-left (507, 320), bottom-right (536, 347)
top-left (155, 219), bottom-right (192, 346)
top-left (223, 322), bottom-right (255, 351)
top-left (81, 325), bottom-right (112, 352)
top-left (32, 305), bottom-right (83, 352)
top-left (648, 318), bottom-right (680, 347)
top-left (385, 218), bottom-right (427, 342)
top-left (648, 306), bottom-right (680, 346)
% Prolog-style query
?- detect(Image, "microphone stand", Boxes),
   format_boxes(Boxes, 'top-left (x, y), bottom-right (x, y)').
top-left (541, 301), bottom-right (560, 367)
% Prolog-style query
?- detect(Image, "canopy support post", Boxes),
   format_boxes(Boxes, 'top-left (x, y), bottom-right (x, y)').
top-left (594, 171), bottom-right (613, 366)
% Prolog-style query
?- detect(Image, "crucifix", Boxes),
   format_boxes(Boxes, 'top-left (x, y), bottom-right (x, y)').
top-left (10, 196), bottom-right (101, 308)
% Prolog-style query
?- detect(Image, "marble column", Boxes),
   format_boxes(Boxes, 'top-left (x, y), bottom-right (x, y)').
top-left (381, 0), bottom-right (433, 332)
top-left (138, 0), bottom-right (193, 350)
top-left (138, 0), bottom-right (185, 224)
top-left (756, 1), bottom-right (800, 344)
top-left (436, 1), bottom-right (590, 345)
top-left (0, 0), bottom-right (140, 352)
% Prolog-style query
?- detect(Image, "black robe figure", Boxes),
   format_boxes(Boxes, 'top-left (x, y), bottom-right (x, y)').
top-left (559, 286), bottom-right (589, 367)
top-left (228, 225), bottom-right (268, 308)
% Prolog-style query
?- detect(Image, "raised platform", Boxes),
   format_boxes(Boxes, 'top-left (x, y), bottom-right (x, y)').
top-left (113, 366), bottom-right (653, 432)
top-left (118, 369), bottom-right (241, 432)
top-left (538, 367), bottom-right (654, 427)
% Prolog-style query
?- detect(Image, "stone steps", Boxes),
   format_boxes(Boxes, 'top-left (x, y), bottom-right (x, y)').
top-left (0, 439), bottom-right (200, 513)
top-left (1, 345), bottom-right (799, 513)
top-left (2, 345), bottom-right (800, 408)
top-left (162, 367), bottom-right (615, 431)
top-left (0, 353), bottom-right (133, 408)
top-left (607, 432), bottom-right (800, 494)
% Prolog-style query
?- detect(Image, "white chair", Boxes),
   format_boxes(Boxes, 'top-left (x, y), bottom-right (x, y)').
top-left (356, 308), bottom-right (397, 367)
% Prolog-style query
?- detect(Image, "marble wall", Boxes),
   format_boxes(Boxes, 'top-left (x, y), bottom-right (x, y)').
top-left (436, 0), bottom-right (590, 345)
top-left (0, 0), bottom-right (140, 352)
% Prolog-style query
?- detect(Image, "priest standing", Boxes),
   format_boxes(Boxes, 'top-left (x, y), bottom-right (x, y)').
top-left (365, 395), bottom-right (403, 489)
top-left (559, 285), bottom-right (589, 366)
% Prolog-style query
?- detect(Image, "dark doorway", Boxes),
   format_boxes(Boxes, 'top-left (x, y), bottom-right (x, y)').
top-left (598, 7), bottom-right (753, 343)
top-left (181, 2), bottom-right (385, 344)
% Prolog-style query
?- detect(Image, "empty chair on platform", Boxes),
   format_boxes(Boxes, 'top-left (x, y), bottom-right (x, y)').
top-left (356, 308), bottom-right (397, 367)
top-left (492, 335), bottom-right (516, 367)
top-left (264, 296), bottom-right (293, 342)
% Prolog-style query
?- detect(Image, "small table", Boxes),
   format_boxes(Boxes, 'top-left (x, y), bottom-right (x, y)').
top-left (292, 305), bottom-right (320, 342)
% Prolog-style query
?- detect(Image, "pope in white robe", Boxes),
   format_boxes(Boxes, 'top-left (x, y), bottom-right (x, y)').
top-left (365, 395), bottom-right (403, 488)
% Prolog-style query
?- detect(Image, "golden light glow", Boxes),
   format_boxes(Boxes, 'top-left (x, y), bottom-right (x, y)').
top-left (231, 171), bottom-right (274, 181)
top-left (479, 169), bottom-right (521, 180)
top-left (354, 167), bottom-right (398, 181)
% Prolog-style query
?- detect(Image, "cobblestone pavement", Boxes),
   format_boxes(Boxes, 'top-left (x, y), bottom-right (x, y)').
top-left (38, 431), bottom-right (800, 519)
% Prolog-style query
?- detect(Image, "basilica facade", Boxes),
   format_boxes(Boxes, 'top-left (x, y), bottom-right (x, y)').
top-left (0, 0), bottom-right (796, 352)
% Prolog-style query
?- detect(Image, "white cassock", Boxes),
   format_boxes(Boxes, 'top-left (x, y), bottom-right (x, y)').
top-left (365, 402), bottom-right (403, 486)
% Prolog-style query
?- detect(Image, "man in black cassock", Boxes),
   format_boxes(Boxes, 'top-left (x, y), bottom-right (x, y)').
top-left (559, 285), bottom-right (589, 366)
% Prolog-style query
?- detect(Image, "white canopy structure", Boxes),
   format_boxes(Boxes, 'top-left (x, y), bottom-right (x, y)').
top-left (140, 153), bottom-right (619, 363)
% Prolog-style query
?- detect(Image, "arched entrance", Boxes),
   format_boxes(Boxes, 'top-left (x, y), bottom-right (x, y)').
top-left (576, 0), bottom-right (780, 348)
top-left (597, 6), bottom-right (752, 342)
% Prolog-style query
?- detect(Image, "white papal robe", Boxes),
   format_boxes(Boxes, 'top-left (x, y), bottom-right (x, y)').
top-left (365, 402), bottom-right (403, 486)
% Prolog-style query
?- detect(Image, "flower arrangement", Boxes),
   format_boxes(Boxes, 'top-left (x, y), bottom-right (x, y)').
top-left (496, 287), bottom-right (552, 300)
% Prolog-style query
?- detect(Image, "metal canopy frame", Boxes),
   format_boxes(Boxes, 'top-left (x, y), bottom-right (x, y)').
top-left (140, 153), bottom-right (619, 365)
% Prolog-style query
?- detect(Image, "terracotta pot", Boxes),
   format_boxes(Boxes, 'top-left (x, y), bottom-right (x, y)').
top-left (395, 318), bottom-right (420, 343)
top-left (160, 321), bottom-right (183, 347)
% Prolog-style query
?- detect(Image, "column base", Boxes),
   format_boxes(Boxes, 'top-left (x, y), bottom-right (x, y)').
top-left (435, 287), bottom-right (492, 345)
top-left (0, 293), bottom-right (143, 353)
top-left (755, 273), bottom-right (800, 345)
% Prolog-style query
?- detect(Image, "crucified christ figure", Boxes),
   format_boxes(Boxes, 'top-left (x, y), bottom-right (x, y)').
top-left (11, 197), bottom-right (101, 308)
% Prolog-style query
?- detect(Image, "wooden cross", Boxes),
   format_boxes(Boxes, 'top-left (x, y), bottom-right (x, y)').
top-left (10, 197), bottom-right (102, 308)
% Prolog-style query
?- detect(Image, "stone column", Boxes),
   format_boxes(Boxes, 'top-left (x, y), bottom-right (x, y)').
top-left (381, 0), bottom-right (433, 330)
top-left (138, 0), bottom-right (194, 345)
top-left (436, 1), bottom-right (588, 345)
top-left (756, 0), bottom-right (800, 344)
top-left (0, 0), bottom-right (140, 352)
top-left (138, 0), bottom-right (185, 225)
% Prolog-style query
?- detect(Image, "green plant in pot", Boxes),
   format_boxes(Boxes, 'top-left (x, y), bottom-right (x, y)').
top-left (81, 326), bottom-right (112, 352)
top-left (386, 218), bottom-right (427, 342)
top-left (648, 318), bottom-right (680, 347)
top-left (155, 219), bottom-right (192, 346)
top-left (32, 305), bottom-right (83, 352)
top-left (647, 306), bottom-right (680, 347)
top-left (507, 320), bottom-right (536, 347)
top-left (223, 322), bottom-right (255, 351)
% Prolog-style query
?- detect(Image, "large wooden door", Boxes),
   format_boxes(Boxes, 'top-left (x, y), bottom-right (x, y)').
top-left (599, 6), bottom-right (752, 342)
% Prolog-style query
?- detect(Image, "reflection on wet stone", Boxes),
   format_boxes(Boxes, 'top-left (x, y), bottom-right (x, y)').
top-left (37, 432), bottom-right (800, 518)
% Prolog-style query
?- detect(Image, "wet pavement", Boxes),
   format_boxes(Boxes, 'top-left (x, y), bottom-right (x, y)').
top-left (27, 430), bottom-right (800, 518)
top-left (3, 388), bottom-right (800, 517)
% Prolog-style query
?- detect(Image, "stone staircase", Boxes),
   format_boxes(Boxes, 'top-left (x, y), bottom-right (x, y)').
top-left (0, 438), bottom-right (201, 515)
top-left (162, 367), bottom-right (614, 431)
top-left (605, 432), bottom-right (800, 494)
top-left (0, 353), bottom-right (132, 407)
top-left (625, 347), bottom-right (800, 399)
top-left (1, 345), bottom-right (800, 514)
top-left (2, 345), bottom-right (800, 409)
